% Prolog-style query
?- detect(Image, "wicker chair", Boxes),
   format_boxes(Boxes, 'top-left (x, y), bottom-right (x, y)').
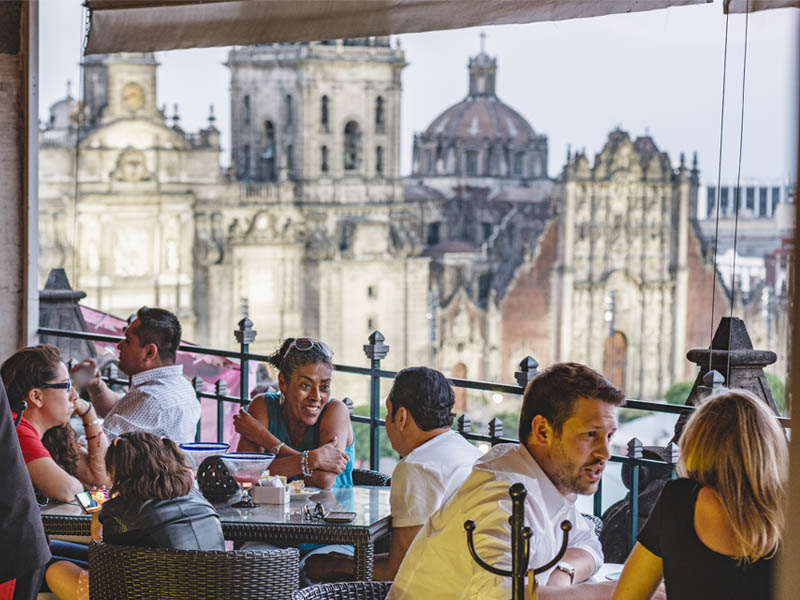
top-left (351, 468), bottom-right (391, 487)
top-left (88, 542), bottom-right (299, 600)
top-left (292, 582), bottom-right (392, 600)
top-left (582, 512), bottom-right (604, 537)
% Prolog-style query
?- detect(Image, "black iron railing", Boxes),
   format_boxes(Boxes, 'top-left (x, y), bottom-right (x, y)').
top-left (37, 322), bottom-right (791, 554)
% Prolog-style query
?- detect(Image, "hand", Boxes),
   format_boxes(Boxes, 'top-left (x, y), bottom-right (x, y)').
top-left (650, 583), bottom-right (666, 600)
top-left (232, 409), bottom-right (271, 445)
top-left (309, 437), bottom-right (349, 474)
top-left (73, 397), bottom-right (92, 418)
top-left (71, 359), bottom-right (102, 391)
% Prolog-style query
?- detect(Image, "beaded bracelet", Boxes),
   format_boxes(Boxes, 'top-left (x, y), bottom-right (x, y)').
top-left (78, 403), bottom-right (93, 418)
top-left (300, 450), bottom-right (313, 477)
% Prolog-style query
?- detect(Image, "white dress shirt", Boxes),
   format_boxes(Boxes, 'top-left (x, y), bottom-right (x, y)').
top-left (103, 364), bottom-right (200, 443)
top-left (388, 442), bottom-right (603, 600)
top-left (390, 430), bottom-right (483, 528)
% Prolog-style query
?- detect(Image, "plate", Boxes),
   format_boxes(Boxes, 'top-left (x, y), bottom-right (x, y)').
top-left (290, 489), bottom-right (316, 499)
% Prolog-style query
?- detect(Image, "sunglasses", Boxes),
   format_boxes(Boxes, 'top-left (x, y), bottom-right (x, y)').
top-left (40, 380), bottom-right (73, 392)
top-left (284, 338), bottom-right (334, 361)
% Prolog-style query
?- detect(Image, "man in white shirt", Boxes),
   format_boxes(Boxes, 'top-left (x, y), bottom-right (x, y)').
top-left (305, 366), bottom-right (482, 582)
top-left (75, 306), bottom-right (200, 443)
top-left (389, 362), bottom-right (632, 600)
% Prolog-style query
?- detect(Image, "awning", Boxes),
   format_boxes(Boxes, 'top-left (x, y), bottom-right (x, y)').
top-left (84, 0), bottom-right (715, 55)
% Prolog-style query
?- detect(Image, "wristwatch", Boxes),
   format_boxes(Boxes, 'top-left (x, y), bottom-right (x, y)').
top-left (555, 561), bottom-right (575, 584)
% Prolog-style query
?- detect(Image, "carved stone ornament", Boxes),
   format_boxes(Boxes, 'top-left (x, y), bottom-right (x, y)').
top-left (112, 147), bottom-right (152, 182)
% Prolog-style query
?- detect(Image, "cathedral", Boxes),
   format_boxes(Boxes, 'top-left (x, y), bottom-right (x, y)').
top-left (40, 39), bottom-right (776, 403)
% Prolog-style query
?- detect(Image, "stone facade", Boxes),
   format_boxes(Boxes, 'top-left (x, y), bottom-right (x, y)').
top-left (39, 43), bottom-right (788, 402)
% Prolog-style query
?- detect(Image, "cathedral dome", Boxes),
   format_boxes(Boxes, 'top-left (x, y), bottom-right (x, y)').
top-left (412, 43), bottom-right (548, 180)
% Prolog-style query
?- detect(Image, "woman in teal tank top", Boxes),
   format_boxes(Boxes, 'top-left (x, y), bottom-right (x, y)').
top-left (233, 338), bottom-right (354, 489)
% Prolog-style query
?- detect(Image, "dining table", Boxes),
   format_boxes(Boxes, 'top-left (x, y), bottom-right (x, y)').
top-left (41, 485), bottom-right (392, 581)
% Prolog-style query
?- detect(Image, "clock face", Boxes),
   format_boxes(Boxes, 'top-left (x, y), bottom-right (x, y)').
top-left (121, 82), bottom-right (145, 113)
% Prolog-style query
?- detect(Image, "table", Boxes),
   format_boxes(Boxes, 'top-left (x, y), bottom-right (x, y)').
top-left (41, 485), bottom-right (392, 581)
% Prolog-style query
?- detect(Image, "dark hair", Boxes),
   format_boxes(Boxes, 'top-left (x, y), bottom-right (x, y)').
top-left (43, 425), bottom-right (81, 476)
top-left (389, 366), bottom-right (455, 431)
top-left (134, 306), bottom-right (182, 364)
top-left (105, 431), bottom-right (193, 500)
top-left (1, 344), bottom-right (63, 413)
top-left (267, 338), bottom-right (334, 380)
top-left (518, 362), bottom-right (625, 443)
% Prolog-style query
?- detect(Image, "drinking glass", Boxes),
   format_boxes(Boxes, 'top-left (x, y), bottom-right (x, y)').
top-left (179, 442), bottom-right (230, 474)
top-left (220, 452), bottom-right (275, 507)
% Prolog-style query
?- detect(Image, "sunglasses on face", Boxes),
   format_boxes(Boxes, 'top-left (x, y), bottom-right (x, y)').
top-left (40, 380), bottom-right (73, 393)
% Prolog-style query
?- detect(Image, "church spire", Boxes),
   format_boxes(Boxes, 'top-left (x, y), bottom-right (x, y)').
top-left (468, 32), bottom-right (497, 98)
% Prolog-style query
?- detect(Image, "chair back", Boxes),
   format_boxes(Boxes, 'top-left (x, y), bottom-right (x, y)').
top-left (352, 468), bottom-right (391, 487)
top-left (89, 541), bottom-right (299, 600)
top-left (292, 582), bottom-right (392, 600)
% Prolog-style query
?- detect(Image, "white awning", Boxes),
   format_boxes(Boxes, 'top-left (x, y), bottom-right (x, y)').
top-left (84, 0), bottom-right (713, 55)
top-left (725, 0), bottom-right (800, 12)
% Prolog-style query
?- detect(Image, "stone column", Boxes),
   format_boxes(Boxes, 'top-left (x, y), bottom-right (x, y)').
top-left (557, 178), bottom-right (576, 361)
top-left (0, 1), bottom-right (38, 356)
top-left (672, 160), bottom-right (689, 383)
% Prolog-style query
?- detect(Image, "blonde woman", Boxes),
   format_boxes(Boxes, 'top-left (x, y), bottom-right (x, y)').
top-left (612, 389), bottom-right (787, 600)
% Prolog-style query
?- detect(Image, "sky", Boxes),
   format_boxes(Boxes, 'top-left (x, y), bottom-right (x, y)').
top-left (39, 1), bottom-right (798, 186)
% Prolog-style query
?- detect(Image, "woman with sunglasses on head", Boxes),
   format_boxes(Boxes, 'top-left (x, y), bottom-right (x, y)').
top-left (234, 337), bottom-right (354, 489)
top-left (2, 344), bottom-right (109, 503)
top-left (612, 389), bottom-right (788, 600)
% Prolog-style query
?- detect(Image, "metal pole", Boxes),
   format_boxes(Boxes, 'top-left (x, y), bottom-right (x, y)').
top-left (363, 331), bottom-right (389, 472)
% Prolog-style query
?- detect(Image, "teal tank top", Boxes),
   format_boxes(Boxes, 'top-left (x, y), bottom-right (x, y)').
top-left (263, 393), bottom-right (354, 488)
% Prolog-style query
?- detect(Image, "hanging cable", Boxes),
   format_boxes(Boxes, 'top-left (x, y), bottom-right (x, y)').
top-left (727, 1), bottom-right (750, 378)
top-left (708, 10), bottom-right (731, 374)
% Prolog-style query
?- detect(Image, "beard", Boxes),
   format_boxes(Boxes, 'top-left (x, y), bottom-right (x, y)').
top-left (548, 438), bottom-right (603, 495)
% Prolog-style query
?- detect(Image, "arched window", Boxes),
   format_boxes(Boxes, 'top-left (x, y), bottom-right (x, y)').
top-left (243, 95), bottom-right (251, 126)
top-left (603, 331), bottom-right (627, 391)
top-left (375, 146), bottom-right (384, 174)
top-left (375, 96), bottom-right (385, 132)
top-left (321, 145), bottom-right (329, 173)
top-left (452, 363), bottom-right (467, 412)
top-left (343, 121), bottom-right (361, 171)
top-left (262, 120), bottom-right (276, 181)
top-left (465, 150), bottom-right (478, 176)
top-left (321, 95), bottom-right (329, 130)
top-left (239, 144), bottom-right (251, 179)
top-left (286, 144), bottom-right (294, 175)
top-left (513, 152), bottom-right (525, 176)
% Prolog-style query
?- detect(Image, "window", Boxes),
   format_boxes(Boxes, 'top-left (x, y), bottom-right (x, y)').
top-left (375, 146), bottom-right (384, 174)
top-left (262, 120), bottom-right (276, 181)
top-left (772, 186), bottom-right (781, 213)
top-left (286, 144), bottom-right (293, 174)
top-left (759, 187), bottom-right (768, 217)
top-left (706, 186), bottom-right (716, 217)
top-left (243, 95), bottom-right (250, 126)
top-left (367, 285), bottom-right (376, 299)
top-left (375, 96), bottom-right (385, 132)
top-left (285, 94), bottom-right (293, 128)
top-left (745, 187), bottom-right (755, 212)
top-left (321, 95), bottom-right (329, 130)
top-left (321, 145), bottom-right (329, 173)
top-left (427, 222), bottom-right (441, 246)
top-left (513, 152), bottom-right (524, 176)
top-left (482, 222), bottom-right (493, 241)
top-left (426, 150), bottom-right (434, 174)
top-left (240, 144), bottom-right (251, 179)
top-left (343, 121), bottom-right (361, 171)
top-left (720, 187), bottom-right (729, 214)
top-left (465, 150), bottom-right (478, 176)
top-left (367, 317), bottom-right (376, 331)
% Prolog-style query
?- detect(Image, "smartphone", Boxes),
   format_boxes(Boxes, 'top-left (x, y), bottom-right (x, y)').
top-left (323, 511), bottom-right (357, 523)
top-left (76, 491), bottom-right (102, 514)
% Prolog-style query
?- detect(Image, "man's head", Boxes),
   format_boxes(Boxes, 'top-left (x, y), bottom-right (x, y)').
top-left (117, 307), bottom-right (182, 375)
top-left (519, 362), bottom-right (625, 495)
top-left (385, 366), bottom-right (455, 457)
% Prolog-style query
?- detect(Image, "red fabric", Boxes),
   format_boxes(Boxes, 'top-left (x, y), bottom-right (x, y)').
top-left (11, 413), bottom-right (51, 463)
top-left (0, 580), bottom-right (15, 600)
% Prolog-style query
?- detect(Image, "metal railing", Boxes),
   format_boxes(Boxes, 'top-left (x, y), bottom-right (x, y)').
top-left (37, 320), bottom-right (790, 554)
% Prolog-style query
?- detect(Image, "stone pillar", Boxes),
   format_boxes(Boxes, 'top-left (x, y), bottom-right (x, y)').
top-left (0, 1), bottom-right (37, 358)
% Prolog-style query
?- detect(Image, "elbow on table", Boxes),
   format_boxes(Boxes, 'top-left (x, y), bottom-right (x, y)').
top-left (311, 472), bottom-right (338, 490)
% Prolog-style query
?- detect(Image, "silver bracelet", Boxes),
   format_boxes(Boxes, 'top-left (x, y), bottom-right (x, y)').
top-left (271, 441), bottom-right (285, 456)
top-left (301, 450), bottom-right (313, 477)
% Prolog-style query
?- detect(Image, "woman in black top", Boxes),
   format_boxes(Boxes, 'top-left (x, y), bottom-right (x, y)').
top-left (45, 432), bottom-right (224, 600)
top-left (612, 389), bottom-right (787, 600)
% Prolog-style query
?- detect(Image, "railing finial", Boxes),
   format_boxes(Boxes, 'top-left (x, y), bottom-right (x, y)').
top-left (234, 317), bottom-right (257, 344)
top-left (514, 356), bottom-right (539, 389)
top-left (363, 330), bottom-right (389, 360)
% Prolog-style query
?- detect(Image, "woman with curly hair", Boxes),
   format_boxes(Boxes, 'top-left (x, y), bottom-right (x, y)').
top-left (46, 431), bottom-right (225, 600)
top-left (612, 389), bottom-right (788, 600)
top-left (2, 344), bottom-right (108, 502)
